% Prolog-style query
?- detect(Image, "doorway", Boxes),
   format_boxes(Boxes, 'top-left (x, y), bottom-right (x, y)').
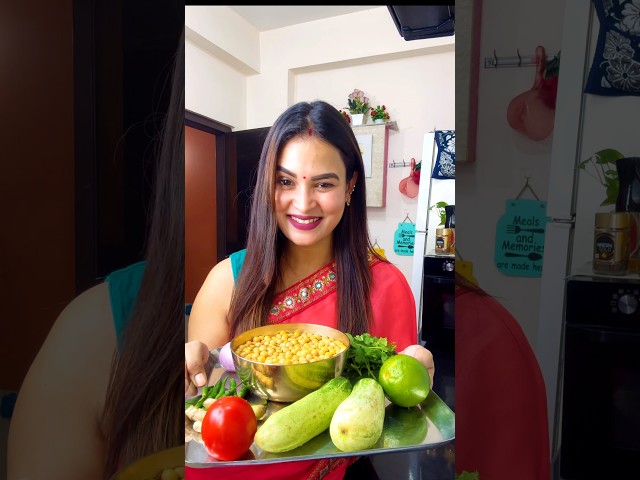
top-left (185, 111), bottom-right (230, 304)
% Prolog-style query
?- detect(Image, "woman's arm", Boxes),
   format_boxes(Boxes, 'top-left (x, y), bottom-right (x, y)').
top-left (8, 282), bottom-right (116, 480)
top-left (187, 257), bottom-right (235, 350)
top-left (185, 258), bottom-right (235, 394)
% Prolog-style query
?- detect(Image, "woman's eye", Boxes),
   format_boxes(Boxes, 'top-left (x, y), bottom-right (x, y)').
top-left (316, 182), bottom-right (334, 189)
top-left (278, 178), bottom-right (293, 187)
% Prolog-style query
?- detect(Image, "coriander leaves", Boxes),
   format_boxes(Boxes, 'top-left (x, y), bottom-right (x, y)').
top-left (342, 333), bottom-right (397, 380)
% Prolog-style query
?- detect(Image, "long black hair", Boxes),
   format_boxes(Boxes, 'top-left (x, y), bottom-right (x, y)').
top-left (101, 30), bottom-right (184, 478)
top-left (228, 100), bottom-right (385, 337)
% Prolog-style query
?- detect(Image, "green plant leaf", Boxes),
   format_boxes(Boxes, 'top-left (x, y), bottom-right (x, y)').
top-left (580, 148), bottom-right (624, 206)
top-left (594, 148), bottom-right (624, 165)
top-left (429, 201), bottom-right (449, 226)
top-left (603, 178), bottom-right (619, 206)
top-left (605, 177), bottom-right (618, 188)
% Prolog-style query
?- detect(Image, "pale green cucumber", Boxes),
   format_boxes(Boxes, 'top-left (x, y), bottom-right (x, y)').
top-left (329, 377), bottom-right (385, 452)
top-left (254, 376), bottom-right (352, 453)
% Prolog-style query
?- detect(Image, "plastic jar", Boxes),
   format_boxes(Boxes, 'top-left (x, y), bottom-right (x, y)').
top-left (593, 212), bottom-right (631, 275)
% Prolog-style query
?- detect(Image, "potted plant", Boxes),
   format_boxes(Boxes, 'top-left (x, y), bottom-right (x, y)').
top-left (339, 109), bottom-right (351, 124)
top-left (429, 201), bottom-right (449, 226)
top-left (370, 105), bottom-right (391, 124)
top-left (577, 148), bottom-right (624, 206)
top-left (346, 88), bottom-right (370, 126)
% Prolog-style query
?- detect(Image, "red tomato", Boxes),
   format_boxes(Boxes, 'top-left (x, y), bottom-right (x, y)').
top-left (201, 396), bottom-right (257, 461)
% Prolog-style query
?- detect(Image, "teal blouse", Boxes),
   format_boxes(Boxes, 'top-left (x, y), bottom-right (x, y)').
top-left (105, 261), bottom-right (146, 344)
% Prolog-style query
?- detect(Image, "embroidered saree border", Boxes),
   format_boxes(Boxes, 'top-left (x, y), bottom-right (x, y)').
top-left (268, 252), bottom-right (381, 324)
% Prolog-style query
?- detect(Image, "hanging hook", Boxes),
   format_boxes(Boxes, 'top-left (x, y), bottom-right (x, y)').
top-left (515, 176), bottom-right (540, 200)
top-left (517, 48), bottom-right (522, 67)
top-left (493, 49), bottom-right (498, 68)
top-left (402, 212), bottom-right (414, 224)
top-left (372, 238), bottom-right (381, 249)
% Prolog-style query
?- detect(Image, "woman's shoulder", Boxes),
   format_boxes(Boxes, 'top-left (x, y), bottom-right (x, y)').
top-left (370, 257), bottom-right (408, 282)
top-left (18, 282), bottom-right (115, 407)
top-left (8, 281), bottom-right (117, 478)
top-left (368, 258), bottom-right (414, 305)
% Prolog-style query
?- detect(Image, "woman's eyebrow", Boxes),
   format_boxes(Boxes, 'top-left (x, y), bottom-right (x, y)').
top-left (276, 166), bottom-right (296, 177)
top-left (311, 173), bottom-right (340, 181)
top-left (276, 166), bottom-right (340, 182)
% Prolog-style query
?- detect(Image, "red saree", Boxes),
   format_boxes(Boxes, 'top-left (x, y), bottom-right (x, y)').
top-left (185, 253), bottom-right (417, 480)
top-left (266, 255), bottom-right (417, 351)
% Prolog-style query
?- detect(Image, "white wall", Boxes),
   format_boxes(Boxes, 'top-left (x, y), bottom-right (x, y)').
top-left (456, 0), bottom-right (565, 346)
top-left (185, 6), bottom-right (455, 284)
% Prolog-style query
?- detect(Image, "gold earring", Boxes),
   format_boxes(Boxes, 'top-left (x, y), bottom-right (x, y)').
top-left (346, 185), bottom-right (354, 206)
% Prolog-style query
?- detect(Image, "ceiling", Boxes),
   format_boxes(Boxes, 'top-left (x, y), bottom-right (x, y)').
top-left (228, 6), bottom-right (382, 32)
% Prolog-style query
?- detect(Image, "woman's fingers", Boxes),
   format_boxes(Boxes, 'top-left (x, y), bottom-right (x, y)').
top-left (400, 344), bottom-right (435, 389)
top-left (185, 341), bottom-right (210, 394)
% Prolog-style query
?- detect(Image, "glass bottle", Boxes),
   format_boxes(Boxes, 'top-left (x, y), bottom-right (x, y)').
top-left (593, 212), bottom-right (631, 275)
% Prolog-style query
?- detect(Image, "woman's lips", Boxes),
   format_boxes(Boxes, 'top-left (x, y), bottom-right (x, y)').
top-left (288, 215), bottom-right (321, 230)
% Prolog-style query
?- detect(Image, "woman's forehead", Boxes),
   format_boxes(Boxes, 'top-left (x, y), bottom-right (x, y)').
top-left (277, 137), bottom-right (345, 177)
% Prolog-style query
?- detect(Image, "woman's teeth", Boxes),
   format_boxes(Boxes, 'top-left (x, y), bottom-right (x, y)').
top-left (291, 217), bottom-right (319, 224)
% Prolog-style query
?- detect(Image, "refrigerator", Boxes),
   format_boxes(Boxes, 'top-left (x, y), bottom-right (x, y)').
top-left (410, 132), bottom-right (456, 333)
top-left (535, 0), bottom-right (640, 462)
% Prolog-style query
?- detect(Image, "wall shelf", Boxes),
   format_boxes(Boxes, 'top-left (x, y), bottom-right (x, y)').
top-left (350, 122), bottom-right (398, 207)
top-left (352, 120), bottom-right (398, 131)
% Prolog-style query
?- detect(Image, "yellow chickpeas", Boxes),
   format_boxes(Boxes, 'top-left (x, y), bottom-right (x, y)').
top-left (236, 330), bottom-right (347, 365)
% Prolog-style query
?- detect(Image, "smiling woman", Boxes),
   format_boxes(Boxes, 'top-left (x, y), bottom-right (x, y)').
top-left (185, 100), bottom-right (435, 480)
top-left (274, 136), bottom-right (357, 258)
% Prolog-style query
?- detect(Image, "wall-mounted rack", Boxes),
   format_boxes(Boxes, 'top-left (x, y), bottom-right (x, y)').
top-left (484, 49), bottom-right (556, 69)
top-left (388, 159), bottom-right (413, 168)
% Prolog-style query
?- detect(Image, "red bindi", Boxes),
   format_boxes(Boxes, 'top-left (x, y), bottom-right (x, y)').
top-left (308, 128), bottom-right (313, 136)
top-left (303, 176), bottom-right (306, 179)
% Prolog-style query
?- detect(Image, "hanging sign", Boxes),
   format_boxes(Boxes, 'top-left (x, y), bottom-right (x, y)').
top-left (494, 198), bottom-right (548, 277)
top-left (394, 217), bottom-right (416, 256)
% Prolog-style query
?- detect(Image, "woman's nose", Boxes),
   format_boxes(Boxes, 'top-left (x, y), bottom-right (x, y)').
top-left (293, 186), bottom-right (315, 211)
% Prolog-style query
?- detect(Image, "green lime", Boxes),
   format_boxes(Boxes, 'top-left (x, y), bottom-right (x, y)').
top-left (378, 354), bottom-right (430, 407)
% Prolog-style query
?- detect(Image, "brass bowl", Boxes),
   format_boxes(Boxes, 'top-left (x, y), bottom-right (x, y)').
top-left (231, 323), bottom-right (350, 403)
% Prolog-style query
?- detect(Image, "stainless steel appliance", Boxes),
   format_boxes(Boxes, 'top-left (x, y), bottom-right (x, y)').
top-left (559, 275), bottom-right (640, 478)
top-left (420, 254), bottom-right (455, 351)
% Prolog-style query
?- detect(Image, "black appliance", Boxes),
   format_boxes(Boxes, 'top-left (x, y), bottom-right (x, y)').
top-left (420, 254), bottom-right (455, 351)
top-left (387, 5), bottom-right (455, 41)
top-left (559, 275), bottom-right (640, 478)
top-left (615, 157), bottom-right (640, 212)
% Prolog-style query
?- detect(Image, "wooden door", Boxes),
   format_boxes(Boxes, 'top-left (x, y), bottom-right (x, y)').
top-left (185, 125), bottom-right (218, 304)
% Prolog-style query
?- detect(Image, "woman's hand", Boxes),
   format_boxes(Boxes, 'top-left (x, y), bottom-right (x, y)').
top-left (185, 340), bottom-right (211, 397)
top-left (399, 344), bottom-right (435, 388)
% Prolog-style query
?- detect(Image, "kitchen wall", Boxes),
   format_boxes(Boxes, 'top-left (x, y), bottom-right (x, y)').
top-left (456, 0), bottom-right (565, 347)
top-left (185, 6), bottom-right (455, 283)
